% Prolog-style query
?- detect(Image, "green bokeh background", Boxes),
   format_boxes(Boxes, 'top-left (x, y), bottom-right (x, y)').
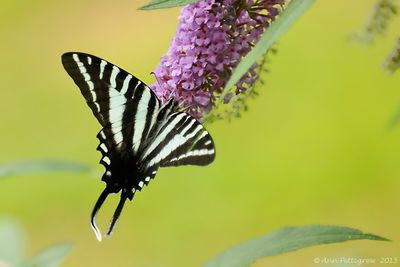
top-left (1, 0), bottom-right (399, 266)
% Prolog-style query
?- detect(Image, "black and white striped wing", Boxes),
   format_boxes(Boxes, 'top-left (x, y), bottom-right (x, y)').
top-left (140, 112), bottom-right (216, 169)
top-left (62, 52), bottom-right (161, 154)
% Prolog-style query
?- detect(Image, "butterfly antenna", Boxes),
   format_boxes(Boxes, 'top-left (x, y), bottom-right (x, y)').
top-left (150, 71), bottom-right (161, 87)
top-left (106, 192), bottom-right (127, 237)
top-left (90, 187), bottom-right (110, 242)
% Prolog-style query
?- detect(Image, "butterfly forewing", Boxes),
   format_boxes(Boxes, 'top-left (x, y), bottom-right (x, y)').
top-left (62, 52), bottom-right (163, 154)
top-left (141, 112), bottom-right (215, 168)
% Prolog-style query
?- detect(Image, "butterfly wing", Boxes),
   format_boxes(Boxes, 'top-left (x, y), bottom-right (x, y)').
top-left (140, 112), bottom-right (216, 170)
top-left (62, 52), bottom-right (161, 155)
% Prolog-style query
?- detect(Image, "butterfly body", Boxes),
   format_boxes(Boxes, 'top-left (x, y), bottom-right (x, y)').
top-left (61, 52), bottom-right (215, 241)
top-left (100, 153), bottom-right (141, 197)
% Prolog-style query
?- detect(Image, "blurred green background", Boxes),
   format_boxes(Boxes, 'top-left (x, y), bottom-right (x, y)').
top-left (0, 0), bottom-right (399, 266)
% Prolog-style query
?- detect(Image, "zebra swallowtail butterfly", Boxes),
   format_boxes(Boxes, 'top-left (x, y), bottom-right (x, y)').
top-left (61, 52), bottom-right (215, 241)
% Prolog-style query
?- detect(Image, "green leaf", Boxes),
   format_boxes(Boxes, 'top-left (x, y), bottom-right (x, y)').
top-left (387, 105), bottom-right (400, 130)
top-left (220, 0), bottom-right (315, 100)
top-left (139, 0), bottom-right (198, 10)
top-left (0, 160), bottom-right (91, 178)
top-left (22, 243), bottom-right (73, 267)
top-left (204, 225), bottom-right (389, 267)
top-left (0, 217), bottom-right (25, 267)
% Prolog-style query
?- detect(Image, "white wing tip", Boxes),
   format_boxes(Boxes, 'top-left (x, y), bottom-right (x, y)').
top-left (91, 221), bottom-right (103, 242)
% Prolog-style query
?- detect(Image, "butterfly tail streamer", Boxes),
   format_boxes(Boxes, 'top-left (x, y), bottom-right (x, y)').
top-left (106, 193), bottom-right (128, 237)
top-left (90, 187), bottom-right (110, 242)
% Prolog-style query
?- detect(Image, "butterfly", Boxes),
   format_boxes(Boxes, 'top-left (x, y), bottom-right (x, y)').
top-left (61, 52), bottom-right (216, 241)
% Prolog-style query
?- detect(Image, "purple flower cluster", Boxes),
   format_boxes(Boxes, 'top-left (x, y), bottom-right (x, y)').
top-left (384, 37), bottom-right (400, 73)
top-left (150, 0), bottom-right (284, 119)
